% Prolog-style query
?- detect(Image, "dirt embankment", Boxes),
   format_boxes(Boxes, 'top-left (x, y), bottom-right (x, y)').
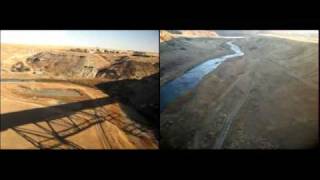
top-left (166, 30), bottom-right (218, 38)
top-left (160, 37), bottom-right (232, 86)
top-left (161, 36), bottom-right (318, 149)
top-left (96, 57), bottom-right (159, 80)
top-left (160, 30), bottom-right (174, 42)
top-left (1, 44), bottom-right (159, 81)
top-left (96, 73), bottom-right (160, 139)
top-left (173, 30), bottom-right (218, 37)
top-left (25, 51), bottom-right (158, 80)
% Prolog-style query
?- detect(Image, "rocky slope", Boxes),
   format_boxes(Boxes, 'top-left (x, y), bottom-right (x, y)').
top-left (160, 30), bottom-right (174, 42)
top-left (172, 30), bottom-right (218, 37)
top-left (160, 30), bottom-right (218, 43)
top-left (25, 50), bottom-right (159, 80)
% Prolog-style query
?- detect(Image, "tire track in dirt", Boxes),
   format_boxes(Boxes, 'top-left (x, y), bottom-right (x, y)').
top-left (1, 80), bottom-right (114, 148)
top-left (191, 62), bottom-right (250, 149)
top-left (212, 50), bottom-right (317, 149)
top-left (213, 81), bottom-right (253, 149)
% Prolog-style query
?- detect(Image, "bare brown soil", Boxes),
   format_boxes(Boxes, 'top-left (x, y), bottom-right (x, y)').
top-left (1, 44), bottom-right (159, 149)
top-left (160, 35), bottom-right (318, 149)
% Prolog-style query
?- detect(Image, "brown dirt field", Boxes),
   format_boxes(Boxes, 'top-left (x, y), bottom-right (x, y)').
top-left (1, 81), bottom-right (158, 149)
top-left (160, 35), bottom-right (318, 149)
top-left (1, 43), bottom-right (159, 149)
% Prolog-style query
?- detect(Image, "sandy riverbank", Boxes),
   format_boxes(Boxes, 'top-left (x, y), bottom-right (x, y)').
top-left (160, 37), bottom-right (233, 86)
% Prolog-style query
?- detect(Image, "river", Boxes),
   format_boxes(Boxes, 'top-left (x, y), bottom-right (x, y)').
top-left (160, 41), bottom-right (244, 112)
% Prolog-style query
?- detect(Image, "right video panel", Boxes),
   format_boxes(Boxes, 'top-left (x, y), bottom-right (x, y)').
top-left (160, 30), bottom-right (319, 149)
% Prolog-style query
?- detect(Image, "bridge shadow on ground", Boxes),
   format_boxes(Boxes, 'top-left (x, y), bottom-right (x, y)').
top-left (0, 73), bottom-right (159, 149)
top-left (0, 97), bottom-right (115, 149)
top-left (1, 97), bottom-right (114, 131)
top-left (96, 73), bottom-right (159, 140)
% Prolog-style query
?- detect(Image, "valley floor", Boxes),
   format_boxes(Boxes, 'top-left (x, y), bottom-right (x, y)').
top-left (160, 35), bottom-right (319, 149)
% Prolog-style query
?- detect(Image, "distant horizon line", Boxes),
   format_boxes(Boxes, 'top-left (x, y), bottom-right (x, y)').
top-left (0, 42), bottom-right (159, 53)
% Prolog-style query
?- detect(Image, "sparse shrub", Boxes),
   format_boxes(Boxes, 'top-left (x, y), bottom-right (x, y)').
top-left (249, 46), bottom-right (257, 51)
top-left (11, 61), bottom-right (30, 72)
top-left (133, 51), bottom-right (146, 56)
top-left (168, 41), bottom-right (176, 46)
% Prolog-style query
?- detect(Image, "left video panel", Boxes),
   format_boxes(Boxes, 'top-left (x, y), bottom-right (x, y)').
top-left (0, 30), bottom-right (159, 149)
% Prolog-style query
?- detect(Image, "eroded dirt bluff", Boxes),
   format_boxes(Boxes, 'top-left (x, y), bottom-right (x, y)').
top-left (160, 30), bottom-right (218, 43)
top-left (96, 57), bottom-right (159, 80)
top-left (25, 50), bottom-right (159, 80)
top-left (160, 30), bottom-right (174, 42)
top-left (167, 30), bottom-right (218, 37)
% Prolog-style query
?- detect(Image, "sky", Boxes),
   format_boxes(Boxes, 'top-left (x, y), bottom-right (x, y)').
top-left (1, 30), bottom-right (159, 53)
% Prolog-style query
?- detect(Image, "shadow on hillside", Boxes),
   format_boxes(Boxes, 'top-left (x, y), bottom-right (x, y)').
top-left (96, 73), bottom-right (160, 140)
